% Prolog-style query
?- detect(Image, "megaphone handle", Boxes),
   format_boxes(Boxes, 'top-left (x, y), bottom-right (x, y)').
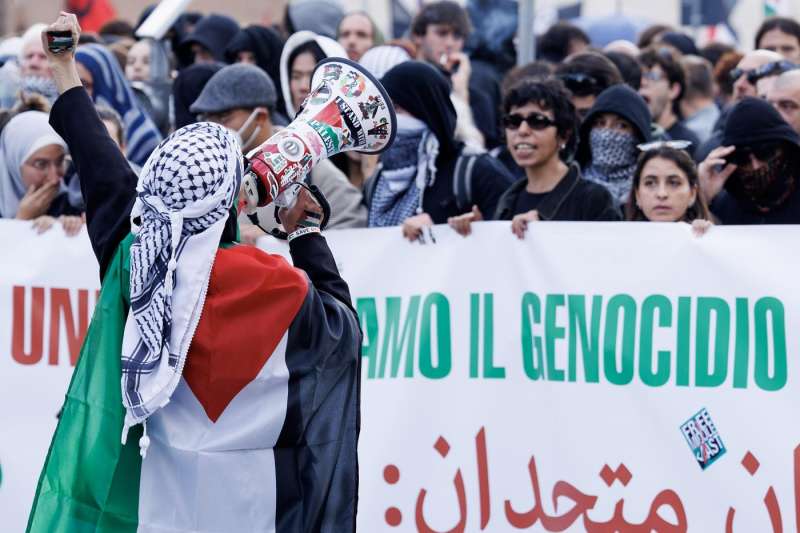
top-left (307, 184), bottom-right (332, 231)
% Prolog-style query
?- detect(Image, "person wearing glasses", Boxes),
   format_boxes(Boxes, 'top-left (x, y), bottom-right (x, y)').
top-left (698, 97), bottom-right (800, 224)
top-left (695, 49), bottom-right (785, 162)
top-left (575, 84), bottom-right (654, 206)
top-left (449, 79), bottom-right (619, 238)
top-left (638, 46), bottom-right (700, 157)
top-left (555, 52), bottom-right (623, 120)
top-left (625, 142), bottom-right (712, 235)
top-left (0, 110), bottom-right (83, 235)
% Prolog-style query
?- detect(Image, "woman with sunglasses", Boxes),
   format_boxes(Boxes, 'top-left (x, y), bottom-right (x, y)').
top-left (698, 96), bottom-right (800, 223)
top-left (0, 111), bottom-right (83, 235)
top-left (449, 79), bottom-right (619, 238)
top-left (625, 143), bottom-right (712, 234)
top-left (576, 84), bottom-right (654, 206)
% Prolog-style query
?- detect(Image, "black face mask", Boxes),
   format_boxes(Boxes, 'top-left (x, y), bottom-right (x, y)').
top-left (727, 151), bottom-right (797, 213)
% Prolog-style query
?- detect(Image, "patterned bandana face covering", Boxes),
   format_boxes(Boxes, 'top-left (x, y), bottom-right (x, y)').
top-left (368, 114), bottom-right (439, 227)
top-left (729, 153), bottom-right (797, 213)
top-left (121, 122), bottom-right (242, 452)
top-left (584, 128), bottom-right (639, 203)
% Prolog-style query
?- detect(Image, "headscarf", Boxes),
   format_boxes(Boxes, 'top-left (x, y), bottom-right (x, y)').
top-left (121, 122), bottom-right (242, 450)
top-left (279, 30), bottom-right (347, 118)
top-left (225, 25), bottom-right (287, 117)
top-left (172, 62), bottom-right (223, 129)
top-left (381, 61), bottom-right (458, 158)
top-left (0, 111), bottom-right (67, 218)
top-left (76, 44), bottom-right (162, 167)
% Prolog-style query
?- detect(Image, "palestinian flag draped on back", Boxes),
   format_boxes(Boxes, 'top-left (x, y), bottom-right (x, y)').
top-left (27, 235), bottom-right (362, 532)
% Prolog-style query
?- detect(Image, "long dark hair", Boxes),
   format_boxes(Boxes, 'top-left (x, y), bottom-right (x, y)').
top-left (625, 146), bottom-right (711, 222)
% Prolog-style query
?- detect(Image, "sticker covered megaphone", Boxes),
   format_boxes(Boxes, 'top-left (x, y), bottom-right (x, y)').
top-left (241, 57), bottom-right (396, 218)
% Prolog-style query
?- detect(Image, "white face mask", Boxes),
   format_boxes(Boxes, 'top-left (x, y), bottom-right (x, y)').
top-left (235, 108), bottom-right (264, 152)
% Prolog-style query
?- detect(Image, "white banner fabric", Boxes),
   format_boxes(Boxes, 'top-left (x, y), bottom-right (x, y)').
top-left (0, 219), bottom-right (798, 532)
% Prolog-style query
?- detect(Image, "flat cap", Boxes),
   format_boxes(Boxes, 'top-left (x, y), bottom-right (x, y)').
top-left (190, 63), bottom-right (277, 115)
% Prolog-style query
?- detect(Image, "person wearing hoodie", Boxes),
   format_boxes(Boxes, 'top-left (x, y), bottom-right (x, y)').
top-left (124, 38), bottom-right (172, 135)
top-left (698, 97), bottom-right (800, 224)
top-left (180, 14), bottom-right (240, 65)
top-left (225, 25), bottom-right (288, 123)
top-left (577, 84), bottom-right (653, 206)
top-left (172, 62), bottom-right (223, 129)
top-left (367, 61), bottom-right (514, 241)
top-left (278, 30), bottom-right (372, 187)
top-left (194, 63), bottom-right (366, 243)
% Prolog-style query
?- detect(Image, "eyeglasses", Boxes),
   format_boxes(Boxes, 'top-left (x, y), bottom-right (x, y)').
top-left (724, 142), bottom-right (783, 166)
top-left (503, 112), bottom-right (556, 130)
top-left (730, 60), bottom-right (798, 84)
top-left (558, 73), bottom-right (599, 96)
top-left (637, 140), bottom-right (693, 152)
top-left (641, 70), bottom-right (666, 83)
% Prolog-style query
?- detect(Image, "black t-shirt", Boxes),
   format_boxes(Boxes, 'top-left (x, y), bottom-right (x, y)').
top-left (514, 190), bottom-right (549, 215)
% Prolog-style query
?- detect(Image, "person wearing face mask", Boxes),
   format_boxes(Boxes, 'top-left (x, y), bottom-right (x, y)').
top-left (191, 63), bottom-right (366, 244)
top-left (698, 97), bottom-right (800, 224)
top-left (576, 84), bottom-right (654, 207)
top-left (366, 61), bottom-right (514, 241)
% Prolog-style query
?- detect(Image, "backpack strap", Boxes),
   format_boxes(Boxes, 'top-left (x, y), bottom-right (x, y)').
top-left (452, 152), bottom-right (480, 212)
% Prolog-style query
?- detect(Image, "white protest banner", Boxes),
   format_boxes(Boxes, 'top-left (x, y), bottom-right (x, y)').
top-left (0, 219), bottom-right (798, 532)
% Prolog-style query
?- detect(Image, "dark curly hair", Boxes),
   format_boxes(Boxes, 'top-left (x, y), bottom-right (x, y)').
top-left (626, 146), bottom-right (711, 222)
top-left (502, 78), bottom-right (579, 161)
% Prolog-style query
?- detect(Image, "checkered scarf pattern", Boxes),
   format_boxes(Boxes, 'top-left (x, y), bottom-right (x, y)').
top-left (121, 122), bottom-right (242, 438)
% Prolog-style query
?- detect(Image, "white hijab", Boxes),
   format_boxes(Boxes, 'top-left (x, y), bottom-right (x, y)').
top-left (0, 111), bottom-right (66, 218)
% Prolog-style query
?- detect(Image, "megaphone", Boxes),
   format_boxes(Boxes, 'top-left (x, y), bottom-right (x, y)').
top-left (241, 57), bottom-right (396, 220)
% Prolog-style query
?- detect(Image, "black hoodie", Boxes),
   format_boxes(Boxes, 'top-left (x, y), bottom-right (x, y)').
top-left (225, 26), bottom-right (288, 121)
top-left (377, 61), bottom-right (514, 222)
top-left (712, 97), bottom-right (800, 223)
top-left (576, 84), bottom-right (653, 168)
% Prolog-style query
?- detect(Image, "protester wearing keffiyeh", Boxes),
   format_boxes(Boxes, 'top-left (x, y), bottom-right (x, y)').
top-left (120, 122), bottom-right (241, 446)
top-left (76, 44), bottom-right (162, 167)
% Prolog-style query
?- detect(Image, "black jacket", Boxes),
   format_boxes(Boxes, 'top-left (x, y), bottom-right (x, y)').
top-left (711, 189), bottom-right (800, 224)
top-left (494, 164), bottom-right (621, 221)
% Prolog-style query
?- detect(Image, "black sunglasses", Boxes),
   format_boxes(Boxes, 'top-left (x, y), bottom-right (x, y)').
top-left (558, 73), bottom-right (599, 96)
top-left (724, 142), bottom-right (783, 166)
top-left (503, 112), bottom-right (556, 130)
top-left (730, 61), bottom-right (798, 84)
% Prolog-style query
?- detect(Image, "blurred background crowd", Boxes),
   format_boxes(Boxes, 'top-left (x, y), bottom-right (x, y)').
top-left (2, 0), bottom-right (800, 245)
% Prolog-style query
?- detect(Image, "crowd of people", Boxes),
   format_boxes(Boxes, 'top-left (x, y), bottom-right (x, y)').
top-left (2, 1), bottom-right (800, 247)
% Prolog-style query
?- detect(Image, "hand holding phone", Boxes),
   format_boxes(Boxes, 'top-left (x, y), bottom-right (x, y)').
top-left (45, 30), bottom-right (74, 54)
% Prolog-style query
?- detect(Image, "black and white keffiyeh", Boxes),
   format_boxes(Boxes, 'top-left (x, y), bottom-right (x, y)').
top-left (121, 122), bottom-right (242, 449)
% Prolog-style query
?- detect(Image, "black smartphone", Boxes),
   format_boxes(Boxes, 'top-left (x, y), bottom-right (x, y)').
top-left (45, 30), bottom-right (74, 54)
